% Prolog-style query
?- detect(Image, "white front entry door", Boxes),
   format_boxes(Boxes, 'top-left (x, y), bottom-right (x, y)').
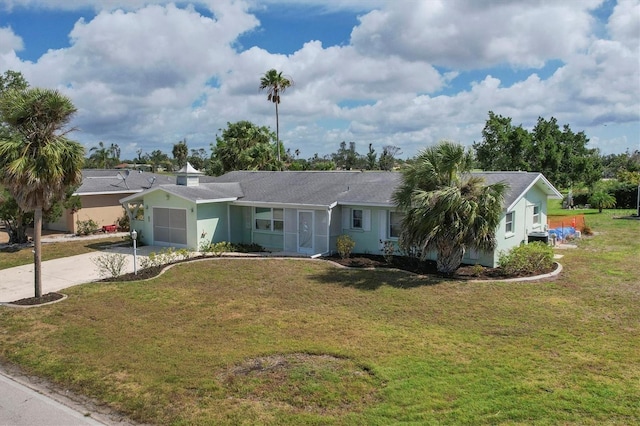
top-left (297, 210), bottom-right (314, 254)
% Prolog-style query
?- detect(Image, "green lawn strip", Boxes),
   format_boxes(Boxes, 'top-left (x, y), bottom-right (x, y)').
top-left (0, 236), bottom-right (125, 270)
top-left (0, 211), bottom-right (638, 424)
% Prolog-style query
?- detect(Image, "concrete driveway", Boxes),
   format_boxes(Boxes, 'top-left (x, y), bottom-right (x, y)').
top-left (0, 241), bottom-right (161, 304)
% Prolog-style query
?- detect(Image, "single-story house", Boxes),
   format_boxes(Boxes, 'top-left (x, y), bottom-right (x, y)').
top-left (45, 169), bottom-right (175, 234)
top-left (119, 164), bottom-right (562, 267)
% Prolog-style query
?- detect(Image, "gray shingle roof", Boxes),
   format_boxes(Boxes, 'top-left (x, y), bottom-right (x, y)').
top-left (119, 170), bottom-right (560, 208)
top-left (159, 182), bottom-right (243, 203)
top-left (76, 169), bottom-right (175, 195)
top-left (212, 171), bottom-right (401, 206)
top-left (211, 170), bottom-right (560, 209)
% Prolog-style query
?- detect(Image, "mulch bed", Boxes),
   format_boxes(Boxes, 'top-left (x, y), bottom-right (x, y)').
top-left (323, 254), bottom-right (554, 280)
top-left (8, 292), bottom-right (65, 306)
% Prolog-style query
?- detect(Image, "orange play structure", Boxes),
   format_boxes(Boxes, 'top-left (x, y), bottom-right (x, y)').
top-left (547, 214), bottom-right (585, 231)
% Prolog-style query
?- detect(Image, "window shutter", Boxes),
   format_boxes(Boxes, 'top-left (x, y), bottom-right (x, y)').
top-left (342, 207), bottom-right (351, 229)
top-left (378, 210), bottom-right (387, 248)
top-left (363, 209), bottom-right (371, 231)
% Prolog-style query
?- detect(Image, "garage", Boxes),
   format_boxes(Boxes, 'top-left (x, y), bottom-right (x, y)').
top-left (153, 208), bottom-right (187, 246)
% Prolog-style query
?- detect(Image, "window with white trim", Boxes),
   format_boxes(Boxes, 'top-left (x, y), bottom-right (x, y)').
top-left (352, 209), bottom-right (363, 229)
top-left (505, 211), bottom-right (514, 234)
top-left (532, 205), bottom-right (540, 226)
top-left (389, 211), bottom-right (404, 239)
top-left (255, 207), bottom-right (284, 232)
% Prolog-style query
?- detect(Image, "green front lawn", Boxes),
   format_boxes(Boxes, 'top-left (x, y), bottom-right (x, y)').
top-left (0, 211), bottom-right (638, 425)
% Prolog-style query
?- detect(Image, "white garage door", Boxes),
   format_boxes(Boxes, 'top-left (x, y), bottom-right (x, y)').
top-left (153, 208), bottom-right (187, 246)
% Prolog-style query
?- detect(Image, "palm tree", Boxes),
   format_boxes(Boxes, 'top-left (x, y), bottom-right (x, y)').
top-left (259, 69), bottom-right (293, 166)
top-left (172, 139), bottom-right (188, 169)
top-left (588, 190), bottom-right (616, 213)
top-left (393, 141), bottom-right (508, 275)
top-left (89, 141), bottom-right (110, 168)
top-left (0, 88), bottom-right (84, 298)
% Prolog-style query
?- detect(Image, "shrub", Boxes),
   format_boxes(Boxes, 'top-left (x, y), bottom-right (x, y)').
top-left (92, 253), bottom-right (128, 278)
top-left (380, 240), bottom-right (395, 264)
top-left (202, 241), bottom-right (232, 257)
top-left (117, 213), bottom-right (130, 232)
top-left (498, 242), bottom-right (554, 276)
top-left (336, 234), bottom-right (355, 259)
top-left (140, 247), bottom-right (192, 269)
top-left (76, 219), bottom-right (99, 236)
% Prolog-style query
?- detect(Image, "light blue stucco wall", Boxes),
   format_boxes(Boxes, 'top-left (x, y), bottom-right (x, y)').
top-left (197, 203), bottom-right (229, 249)
top-left (492, 184), bottom-right (549, 267)
top-left (336, 205), bottom-right (400, 256)
top-left (138, 190), bottom-right (197, 249)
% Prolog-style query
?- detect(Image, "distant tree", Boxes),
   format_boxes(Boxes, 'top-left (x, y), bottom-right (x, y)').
top-left (187, 148), bottom-right (208, 171)
top-left (110, 143), bottom-right (121, 165)
top-left (474, 111), bottom-right (602, 188)
top-left (210, 121), bottom-right (280, 175)
top-left (393, 141), bottom-right (508, 275)
top-left (331, 141), bottom-right (364, 170)
top-left (0, 87), bottom-right (84, 297)
top-left (88, 141), bottom-right (113, 169)
top-left (473, 111), bottom-right (531, 171)
top-left (259, 69), bottom-right (293, 166)
top-left (601, 150), bottom-right (640, 179)
top-left (0, 70), bottom-right (28, 94)
top-left (147, 150), bottom-right (170, 172)
top-left (588, 190), bottom-right (617, 213)
top-left (172, 139), bottom-right (189, 169)
top-left (379, 145), bottom-right (401, 171)
top-left (366, 143), bottom-right (377, 170)
top-left (305, 153), bottom-right (336, 170)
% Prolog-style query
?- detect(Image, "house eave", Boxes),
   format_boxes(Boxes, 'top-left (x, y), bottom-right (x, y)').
top-left (195, 197), bottom-right (238, 204)
top-left (230, 200), bottom-right (330, 209)
top-left (79, 189), bottom-right (145, 196)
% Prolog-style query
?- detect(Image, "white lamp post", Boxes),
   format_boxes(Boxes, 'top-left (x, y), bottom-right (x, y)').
top-left (131, 229), bottom-right (138, 275)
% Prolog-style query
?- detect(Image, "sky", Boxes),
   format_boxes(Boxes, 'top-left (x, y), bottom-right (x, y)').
top-left (0, 0), bottom-right (638, 162)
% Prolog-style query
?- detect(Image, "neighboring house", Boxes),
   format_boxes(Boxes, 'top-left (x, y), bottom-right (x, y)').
top-left (120, 164), bottom-right (562, 267)
top-left (45, 169), bottom-right (175, 234)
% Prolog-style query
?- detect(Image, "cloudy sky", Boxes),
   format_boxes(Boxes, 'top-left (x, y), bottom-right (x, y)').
top-left (0, 0), bottom-right (638, 161)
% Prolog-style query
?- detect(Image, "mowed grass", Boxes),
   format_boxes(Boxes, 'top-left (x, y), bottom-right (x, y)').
top-left (0, 211), bottom-right (638, 425)
top-left (0, 236), bottom-right (125, 270)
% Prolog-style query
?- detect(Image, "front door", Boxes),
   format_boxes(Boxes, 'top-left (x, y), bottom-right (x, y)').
top-left (298, 210), bottom-right (314, 254)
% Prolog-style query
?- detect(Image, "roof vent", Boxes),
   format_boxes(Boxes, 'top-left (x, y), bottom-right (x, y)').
top-left (176, 162), bottom-right (203, 186)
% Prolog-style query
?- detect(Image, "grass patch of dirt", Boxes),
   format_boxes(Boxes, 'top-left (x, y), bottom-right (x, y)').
top-left (218, 353), bottom-right (382, 415)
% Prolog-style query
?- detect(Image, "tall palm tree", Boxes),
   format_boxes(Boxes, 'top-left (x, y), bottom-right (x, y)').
top-left (393, 141), bottom-right (508, 275)
top-left (0, 88), bottom-right (84, 298)
top-left (89, 141), bottom-right (110, 168)
top-left (259, 69), bottom-right (293, 166)
top-left (172, 138), bottom-right (189, 169)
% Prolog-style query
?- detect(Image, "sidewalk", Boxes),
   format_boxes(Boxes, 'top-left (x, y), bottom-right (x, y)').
top-left (0, 243), bottom-right (160, 304)
top-left (0, 371), bottom-right (106, 425)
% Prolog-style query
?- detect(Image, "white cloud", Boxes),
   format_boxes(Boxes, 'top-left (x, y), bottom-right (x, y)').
top-left (607, 0), bottom-right (640, 49)
top-left (0, 26), bottom-right (23, 53)
top-left (350, 0), bottom-right (599, 69)
top-left (0, 0), bottom-right (637, 159)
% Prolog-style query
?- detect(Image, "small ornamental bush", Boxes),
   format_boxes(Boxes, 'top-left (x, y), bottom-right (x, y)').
top-left (200, 241), bottom-right (234, 257)
top-left (92, 253), bottom-right (128, 278)
top-left (140, 247), bottom-right (192, 269)
top-left (336, 235), bottom-right (356, 259)
top-left (498, 241), bottom-right (554, 276)
top-left (76, 219), bottom-right (99, 236)
top-left (380, 240), bottom-right (396, 264)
